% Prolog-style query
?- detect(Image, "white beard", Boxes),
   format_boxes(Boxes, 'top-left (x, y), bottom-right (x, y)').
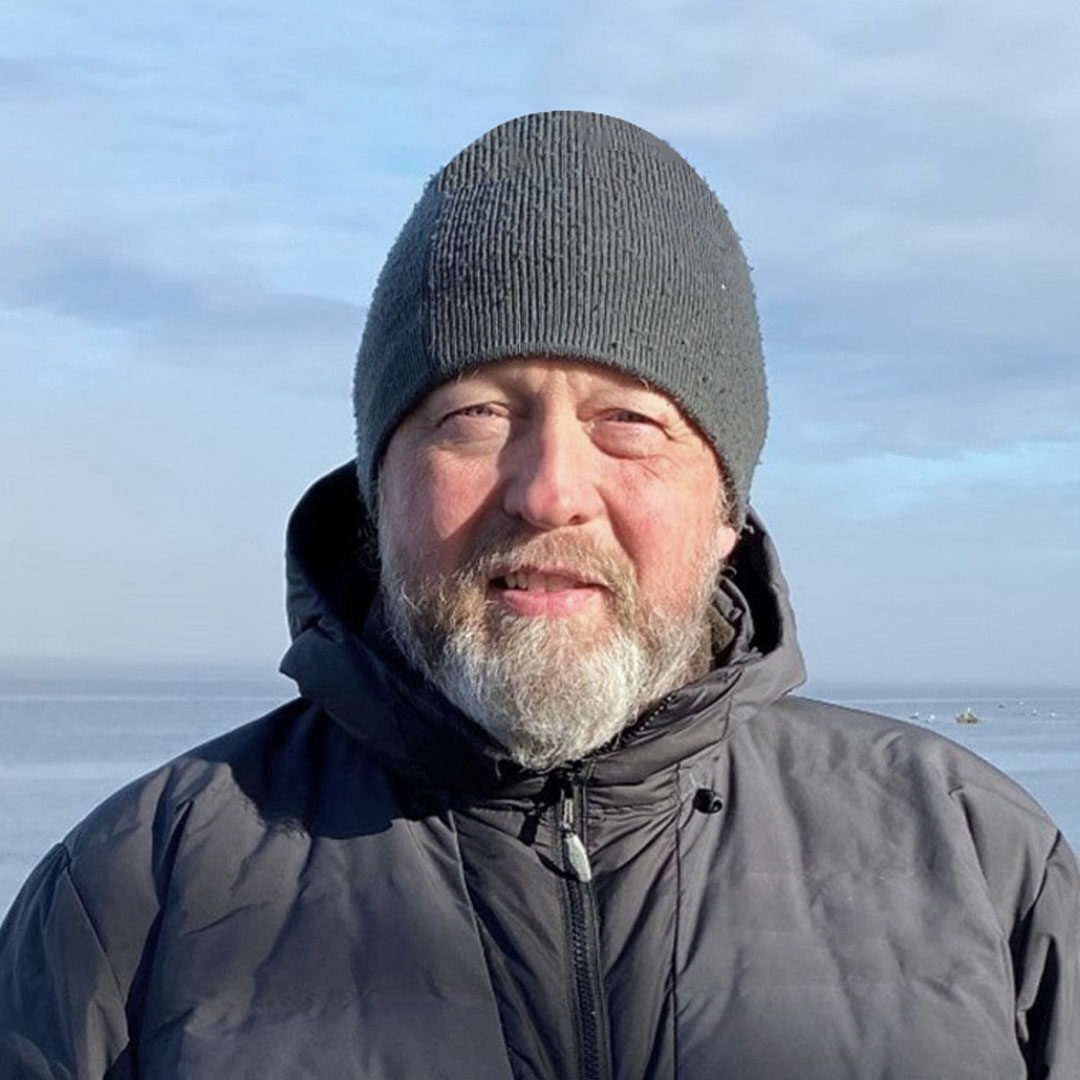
top-left (377, 516), bottom-right (722, 772)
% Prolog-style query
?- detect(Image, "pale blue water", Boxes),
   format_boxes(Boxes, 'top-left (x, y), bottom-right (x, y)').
top-left (2, 670), bottom-right (1079, 917)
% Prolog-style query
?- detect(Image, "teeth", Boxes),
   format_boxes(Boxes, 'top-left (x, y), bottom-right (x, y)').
top-left (501, 571), bottom-right (580, 592)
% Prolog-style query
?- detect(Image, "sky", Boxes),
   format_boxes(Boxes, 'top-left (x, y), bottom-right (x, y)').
top-left (1, 0), bottom-right (1078, 686)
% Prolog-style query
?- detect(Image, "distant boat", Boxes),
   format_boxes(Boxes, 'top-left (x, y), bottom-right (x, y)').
top-left (955, 707), bottom-right (980, 724)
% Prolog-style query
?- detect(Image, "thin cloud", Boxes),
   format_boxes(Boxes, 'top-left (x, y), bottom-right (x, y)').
top-left (0, 235), bottom-right (360, 399)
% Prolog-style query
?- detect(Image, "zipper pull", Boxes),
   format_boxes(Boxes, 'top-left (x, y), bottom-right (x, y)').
top-left (560, 787), bottom-right (593, 884)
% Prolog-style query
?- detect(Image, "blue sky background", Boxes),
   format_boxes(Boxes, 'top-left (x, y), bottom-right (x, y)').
top-left (2, 0), bottom-right (1078, 685)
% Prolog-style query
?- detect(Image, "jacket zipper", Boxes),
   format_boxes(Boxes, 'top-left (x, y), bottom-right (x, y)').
top-left (557, 768), bottom-right (612, 1080)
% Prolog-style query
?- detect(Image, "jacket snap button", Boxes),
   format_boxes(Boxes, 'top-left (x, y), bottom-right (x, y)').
top-left (693, 788), bottom-right (724, 814)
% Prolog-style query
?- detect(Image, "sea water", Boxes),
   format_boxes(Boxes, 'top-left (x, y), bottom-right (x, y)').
top-left (2, 669), bottom-right (1079, 918)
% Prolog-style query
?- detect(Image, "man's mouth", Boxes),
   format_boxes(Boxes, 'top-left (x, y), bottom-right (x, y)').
top-left (487, 565), bottom-right (605, 616)
top-left (491, 569), bottom-right (594, 592)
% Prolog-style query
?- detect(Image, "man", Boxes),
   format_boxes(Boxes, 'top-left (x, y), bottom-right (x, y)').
top-left (1, 111), bottom-right (1077, 1079)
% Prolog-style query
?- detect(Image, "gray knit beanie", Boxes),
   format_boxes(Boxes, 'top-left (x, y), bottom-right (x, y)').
top-left (354, 110), bottom-right (767, 526)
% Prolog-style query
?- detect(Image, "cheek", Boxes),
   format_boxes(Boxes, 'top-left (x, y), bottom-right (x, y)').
top-left (608, 468), bottom-right (728, 605)
top-left (425, 456), bottom-right (500, 534)
top-left (386, 453), bottom-right (501, 572)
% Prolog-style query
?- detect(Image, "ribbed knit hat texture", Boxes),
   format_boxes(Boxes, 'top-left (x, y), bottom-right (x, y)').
top-left (354, 110), bottom-right (767, 525)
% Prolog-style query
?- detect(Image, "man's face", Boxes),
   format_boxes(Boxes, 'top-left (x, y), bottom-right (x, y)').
top-left (377, 357), bottom-right (739, 769)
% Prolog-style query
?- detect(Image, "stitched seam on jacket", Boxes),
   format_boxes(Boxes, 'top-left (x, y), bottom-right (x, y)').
top-left (444, 806), bottom-right (519, 1080)
top-left (55, 845), bottom-right (128, 1013)
top-left (1018, 830), bottom-right (1064, 928)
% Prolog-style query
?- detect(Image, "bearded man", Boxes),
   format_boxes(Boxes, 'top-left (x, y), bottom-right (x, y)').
top-left (1, 111), bottom-right (1077, 1080)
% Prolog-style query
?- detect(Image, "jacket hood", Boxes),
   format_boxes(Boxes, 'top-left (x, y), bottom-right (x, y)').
top-left (280, 463), bottom-right (806, 793)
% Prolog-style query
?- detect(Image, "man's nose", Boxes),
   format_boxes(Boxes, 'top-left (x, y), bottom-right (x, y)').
top-left (500, 416), bottom-right (603, 530)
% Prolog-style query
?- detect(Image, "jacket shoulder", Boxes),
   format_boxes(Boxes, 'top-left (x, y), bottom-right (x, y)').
top-left (774, 695), bottom-right (1058, 815)
top-left (1, 695), bottom-right (416, 1076)
top-left (7, 699), bottom-right (343, 993)
top-left (63, 696), bottom-right (320, 860)
top-left (766, 694), bottom-right (1074, 921)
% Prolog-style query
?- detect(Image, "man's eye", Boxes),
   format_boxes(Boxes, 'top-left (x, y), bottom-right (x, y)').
top-left (594, 409), bottom-right (666, 456)
top-left (610, 410), bottom-right (654, 425)
top-left (603, 408), bottom-right (664, 429)
top-left (442, 404), bottom-right (502, 422)
top-left (434, 404), bottom-right (510, 443)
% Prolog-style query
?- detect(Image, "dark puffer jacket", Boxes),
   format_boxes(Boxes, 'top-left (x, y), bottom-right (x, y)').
top-left (2, 464), bottom-right (1077, 1079)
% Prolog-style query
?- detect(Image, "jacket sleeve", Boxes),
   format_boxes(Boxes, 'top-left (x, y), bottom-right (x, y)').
top-left (1012, 831), bottom-right (1080, 1078)
top-left (0, 844), bottom-right (132, 1080)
